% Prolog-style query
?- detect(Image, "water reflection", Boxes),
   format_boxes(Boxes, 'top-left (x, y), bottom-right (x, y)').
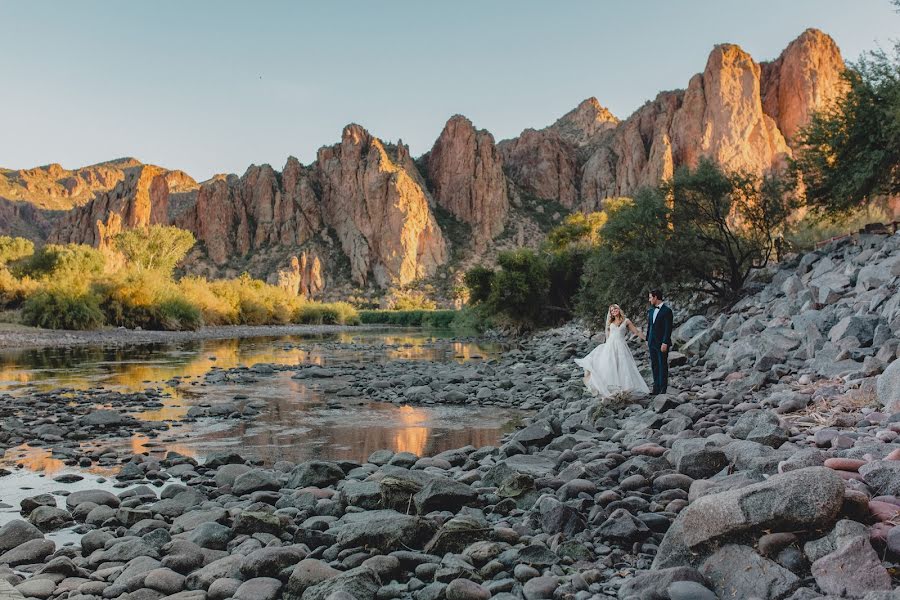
top-left (0, 330), bottom-right (522, 468)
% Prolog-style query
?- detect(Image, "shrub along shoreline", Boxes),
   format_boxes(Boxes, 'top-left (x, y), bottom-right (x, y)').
top-left (0, 227), bottom-right (367, 331)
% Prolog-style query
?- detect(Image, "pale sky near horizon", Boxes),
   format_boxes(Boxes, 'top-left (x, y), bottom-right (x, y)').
top-left (3, 1), bottom-right (898, 181)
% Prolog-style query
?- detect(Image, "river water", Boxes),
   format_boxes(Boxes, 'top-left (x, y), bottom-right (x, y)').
top-left (0, 330), bottom-right (525, 474)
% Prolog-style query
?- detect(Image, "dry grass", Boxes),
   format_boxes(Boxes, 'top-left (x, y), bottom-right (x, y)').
top-left (780, 378), bottom-right (878, 431)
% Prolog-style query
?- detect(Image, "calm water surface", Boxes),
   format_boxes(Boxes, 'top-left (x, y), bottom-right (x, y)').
top-left (0, 330), bottom-right (524, 474)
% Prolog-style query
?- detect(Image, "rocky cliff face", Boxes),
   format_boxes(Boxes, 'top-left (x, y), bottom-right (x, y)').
top-left (13, 29), bottom-right (846, 296)
top-left (760, 28), bottom-right (846, 145)
top-left (174, 160), bottom-right (321, 266)
top-left (506, 28), bottom-right (845, 210)
top-left (317, 124), bottom-right (447, 287)
top-left (426, 116), bottom-right (508, 249)
top-left (50, 165), bottom-right (188, 249)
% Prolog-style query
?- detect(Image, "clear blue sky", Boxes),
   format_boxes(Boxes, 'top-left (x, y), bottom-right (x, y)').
top-left (3, 1), bottom-right (897, 181)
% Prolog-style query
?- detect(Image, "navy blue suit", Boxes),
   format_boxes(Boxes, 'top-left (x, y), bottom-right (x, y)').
top-left (647, 304), bottom-right (673, 394)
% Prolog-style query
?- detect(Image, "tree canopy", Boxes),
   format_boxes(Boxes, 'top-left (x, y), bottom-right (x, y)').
top-left (113, 225), bottom-right (196, 273)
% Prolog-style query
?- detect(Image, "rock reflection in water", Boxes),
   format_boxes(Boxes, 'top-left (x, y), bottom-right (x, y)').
top-left (0, 331), bottom-right (521, 469)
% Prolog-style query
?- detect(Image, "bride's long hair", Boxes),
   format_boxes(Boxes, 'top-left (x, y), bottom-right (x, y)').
top-left (605, 304), bottom-right (626, 335)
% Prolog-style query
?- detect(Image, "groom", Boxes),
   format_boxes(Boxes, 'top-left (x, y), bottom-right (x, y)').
top-left (647, 289), bottom-right (673, 395)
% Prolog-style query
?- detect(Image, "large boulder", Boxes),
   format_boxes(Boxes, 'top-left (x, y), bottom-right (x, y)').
top-left (293, 565), bottom-right (380, 600)
top-left (413, 477), bottom-right (479, 514)
top-left (332, 510), bottom-right (435, 552)
top-left (654, 467), bottom-right (844, 568)
top-left (730, 410), bottom-right (789, 448)
top-left (829, 315), bottom-right (879, 347)
top-left (877, 359), bottom-right (900, 414)
top-left (673, 315), bottom-right (710, 346)
top-left (0, 519), bottom-right (43, 554)
top-left (287, 461), bottom-right (345, 489)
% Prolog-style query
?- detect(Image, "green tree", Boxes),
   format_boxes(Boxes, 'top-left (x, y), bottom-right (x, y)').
top-left (22, 244), bottom-right (107, 279)
top-left (113, 225), bottom-right (196, 273)
top-left (463, 265), bottom-right (494, 304)
top-left (545, 211), bottom-right (607, 251)
top-left (666, 160), bottom-right (796, 300)
top-left (487, 249), bottom-right (550, 329)
top-left (577, 189), bottom-right (675, 319)
top-left (0, 236), bottom-right (34, 266)
top-left (793, 41), bottom-right (900, 215)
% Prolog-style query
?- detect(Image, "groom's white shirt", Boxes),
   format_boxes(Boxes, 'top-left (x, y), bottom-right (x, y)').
top-left (652, 302), bottom-right (664, 323)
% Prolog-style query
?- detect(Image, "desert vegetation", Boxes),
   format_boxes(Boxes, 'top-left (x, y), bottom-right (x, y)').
top-left (0, 226), bottom-right (361, 330)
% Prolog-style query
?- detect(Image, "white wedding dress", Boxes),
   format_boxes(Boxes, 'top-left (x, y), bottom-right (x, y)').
top-left (575, 321), bottom-right (650, 396)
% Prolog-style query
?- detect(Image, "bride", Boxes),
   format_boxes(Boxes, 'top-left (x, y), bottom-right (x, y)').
top-left (575, 304), bottom-right (650, 396)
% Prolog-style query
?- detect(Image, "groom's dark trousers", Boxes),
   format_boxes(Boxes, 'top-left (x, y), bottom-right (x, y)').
top-left (647, 304), bottom-right (674, 394)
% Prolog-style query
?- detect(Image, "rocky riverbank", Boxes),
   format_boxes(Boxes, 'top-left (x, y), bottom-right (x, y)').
top-left (1, 232), bottom-right (900, 600)
top-left (0, 324), bottom-right (372, 351)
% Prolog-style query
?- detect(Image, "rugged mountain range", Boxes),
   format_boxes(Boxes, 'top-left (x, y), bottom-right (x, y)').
top-left (1, 29), bottom-right (846, 299)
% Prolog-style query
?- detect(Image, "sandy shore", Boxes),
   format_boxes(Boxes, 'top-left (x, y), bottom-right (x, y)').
top-left (0, 322), bottom-right (390, 351)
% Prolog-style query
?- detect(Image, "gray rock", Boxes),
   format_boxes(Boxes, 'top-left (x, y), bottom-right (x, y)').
top-left (285, 559), bottom-right (340, 599)
top-left (445, 578), bottom-right (490, 600)
top-left (78, 409), bottom-right (131, 427)
top-left (296, 566), bottom-right (380, 600)
top-left (522, 576), bottom-right (558, 600)
top-left (214, 463), bottom-right (252, 487)
top-left (144, 567), bottom-right (186, 595)
top-left (598, 508), bottom-right (649, 544)
top-left (0, 519), bottom-right (43, 554)
top-left (673, 316), bottom-right (710, 346)
top-left (812, 537), bottom-right (891, 598)
top-left (240, 546), bottom-right (307, 579)
top-left (234, 577), bottom-right (283, 600)
top-left (232, 469), bottom-right (280, 495)
top-left (208, 577), bottom-right (242, 600)
top-left (0, 538), bottom-right (55, 566)
top-left (731, 409), bottom-right (789, 447)
top-left (676, 447), bottom-right (728, 480)
top-left (666, 581), bottom-right (717, 600)
top-left (617, 566), bottom-right (706, 600)
top-left (19, 494), bottom-right (56, 517)
top-left (27, 505), bottom-right (73, 532)
top-left (333, 510), bottom-right (435, 552)
top-left (700, 544), bottom-right (799, 599)
top-left (65, 489), bottom-right (120, 510)
top-left (184, 554), bottom-right (242, 591)
top-left (413, 477), bottom-right (478, 514)
top-left (654, 467), bottom-right (844, 568)
top-left (804, 519), bottom-right (868, 563)
top-left (512, 420), bottom-right (556, 447)
top-left (859, 460), bottom-right (900, 495)
top-left (14, 578), bottom-right (56, 598)
top-left (287, 461), bottom-right (345, 489)
top-left (877, 359), bottom-right (900, 413)
top-left (536, 496), bottom-right (586, 536)
top-left (830, 315), bottom-right (878, 346)
top-left (187, 521), bottom-right (233, 550)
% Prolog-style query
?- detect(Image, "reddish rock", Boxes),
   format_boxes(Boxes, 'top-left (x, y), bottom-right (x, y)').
top-left (317, 124), bottom-right (447, 286)
top-left (824, 458), bottom-right (868, 472)
top-left (760, 28), bottom-right (846, 144)
top-left (426, 115), bottom-right (508, 250)
top-left (50, 164), bottom-right (175, 249)
top-left (630, 443), bottom-right (667, 457)
top-left (868, 500), bottom-right (900, 522)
